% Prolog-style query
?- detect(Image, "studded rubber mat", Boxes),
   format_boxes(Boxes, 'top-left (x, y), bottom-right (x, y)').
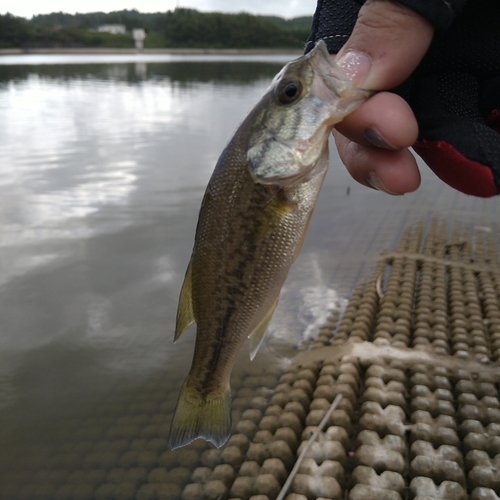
top-left (2, 218), bottom-right (500, 500)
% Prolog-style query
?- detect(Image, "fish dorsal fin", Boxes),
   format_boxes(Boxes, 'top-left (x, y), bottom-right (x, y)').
top-left (174, 260), bottom-right (195, 342)
top-left (248, 300), bottom-right (278, 360)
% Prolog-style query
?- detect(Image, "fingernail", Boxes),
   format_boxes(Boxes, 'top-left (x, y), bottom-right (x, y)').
top-left (364, 128), bottom-right (399, 150)
top-left (368, 172), bottom-right (403, 195)
top-left (336, 50), bottom-right (372, 85)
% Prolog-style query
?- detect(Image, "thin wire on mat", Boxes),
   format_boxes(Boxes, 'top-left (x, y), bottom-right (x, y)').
top-left (276, 394), bottom-right (343, 500)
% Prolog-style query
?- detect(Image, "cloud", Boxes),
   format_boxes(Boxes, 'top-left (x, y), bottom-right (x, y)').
top-left (180, 0), bottom-right (317, 18)
top-left (2, 0), bottom-right (317, 19)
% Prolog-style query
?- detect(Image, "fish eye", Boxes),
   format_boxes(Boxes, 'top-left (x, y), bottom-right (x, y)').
top-left (276, 79), bottom-right (303, 105)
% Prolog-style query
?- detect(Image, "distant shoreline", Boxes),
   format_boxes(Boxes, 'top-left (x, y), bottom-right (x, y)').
top-left (0, 47), bottom-right (303, 56)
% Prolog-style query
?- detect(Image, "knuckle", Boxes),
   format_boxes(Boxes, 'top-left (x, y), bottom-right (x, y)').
top-left (357, 0), bottom-right (424, 33)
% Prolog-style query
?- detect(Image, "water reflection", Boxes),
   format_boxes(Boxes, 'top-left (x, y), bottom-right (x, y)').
top-left (0, 60), bottom-right (288, 282)
top-left (135, 62), bottom-right (147, 79)
top-left (0, 58), bottom-right (290, 85)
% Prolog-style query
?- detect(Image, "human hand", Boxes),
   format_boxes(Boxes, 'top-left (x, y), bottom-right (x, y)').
top-left (307, 0), bottom-right (500, 197)
top-left (333, 0), bottom-right (433, 195)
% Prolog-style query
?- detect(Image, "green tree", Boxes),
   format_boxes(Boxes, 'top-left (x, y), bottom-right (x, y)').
top-left (163, 9), bottom-right (309, 48)
top-left (1, 9), bottom-right (312, 50)
top-left (0, 13), bottom-right (34, 47)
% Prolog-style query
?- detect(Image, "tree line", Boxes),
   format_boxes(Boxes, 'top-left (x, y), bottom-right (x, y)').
top-left (0, 9), bottom-right (312, 49)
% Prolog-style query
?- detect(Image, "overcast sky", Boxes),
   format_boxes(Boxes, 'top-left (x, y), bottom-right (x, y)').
top-left (2, 0), bottom-right (318, 19)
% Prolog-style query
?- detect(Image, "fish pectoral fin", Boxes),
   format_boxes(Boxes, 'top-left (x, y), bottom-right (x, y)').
top-left (174, 261), bottom-right (195, 342)
top-left (248, 300), bottom-right (278, 361)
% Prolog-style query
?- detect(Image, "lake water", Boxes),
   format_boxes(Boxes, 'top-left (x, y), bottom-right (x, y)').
top-left (0, 54), bottom-right (499, 498)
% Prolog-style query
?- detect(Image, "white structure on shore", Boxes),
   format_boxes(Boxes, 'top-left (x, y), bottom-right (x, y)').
top-left (97, 25), bottom-right (126, 35)
top-left (132, 29), bottom-right (147, 51)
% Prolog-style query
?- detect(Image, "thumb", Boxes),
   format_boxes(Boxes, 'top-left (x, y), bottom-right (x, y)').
top-left (335, 0), bottom-right (435, 90)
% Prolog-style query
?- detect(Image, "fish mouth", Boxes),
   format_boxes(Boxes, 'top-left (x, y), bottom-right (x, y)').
top-left (308, 40), bottom-right (372, 107)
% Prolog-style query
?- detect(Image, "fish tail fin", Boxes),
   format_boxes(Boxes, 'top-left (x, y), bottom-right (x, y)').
top-left (169, 381), bottom-right (232, 450)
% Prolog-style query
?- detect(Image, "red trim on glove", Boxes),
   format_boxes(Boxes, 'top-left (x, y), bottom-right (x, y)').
top-left (414, 140), bottom-right (498, 197)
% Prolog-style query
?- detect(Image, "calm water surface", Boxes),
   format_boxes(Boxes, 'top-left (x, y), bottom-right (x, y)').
top-left (0, 54), bottom-right (499, 497)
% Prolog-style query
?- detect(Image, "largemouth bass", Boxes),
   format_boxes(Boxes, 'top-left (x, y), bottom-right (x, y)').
top-left (169, 41), bottom-right (370, 450)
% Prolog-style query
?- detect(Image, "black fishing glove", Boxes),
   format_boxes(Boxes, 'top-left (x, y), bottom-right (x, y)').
top-left (306, 0), bottom-right (500, 197)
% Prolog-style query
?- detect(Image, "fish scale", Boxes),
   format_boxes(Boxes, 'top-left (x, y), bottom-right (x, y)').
top-left (169, 40), bottom-right (371, 450)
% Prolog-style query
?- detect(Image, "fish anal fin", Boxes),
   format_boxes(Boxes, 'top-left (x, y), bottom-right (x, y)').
top-left (169, 381), bottom-right (231, 450)
top-left (174, 261), bottom-right (195, 342)
top-left (248, 300), bottom-right (278, 361)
